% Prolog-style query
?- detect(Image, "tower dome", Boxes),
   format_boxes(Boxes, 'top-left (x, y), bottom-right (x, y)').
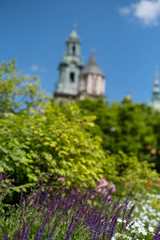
top-left (67, 25), bottom-right (80, 41)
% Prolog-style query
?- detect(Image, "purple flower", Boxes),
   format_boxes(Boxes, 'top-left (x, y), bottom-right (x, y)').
top-left (152, 221), bottom-right (160, 240)
top-left (64, 216), bottom-right (75, 240)
top-left (125, 204), bottom-right (135, 229)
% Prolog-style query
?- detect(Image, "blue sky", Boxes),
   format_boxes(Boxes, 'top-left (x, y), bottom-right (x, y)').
top-left (1, 0), bottom-right (160, 103)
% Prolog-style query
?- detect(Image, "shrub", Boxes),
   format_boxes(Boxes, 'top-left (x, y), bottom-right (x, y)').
top-left (0, 101), bottom-right (116, 190)
top-left (107, 152), bottom-right (158, 196)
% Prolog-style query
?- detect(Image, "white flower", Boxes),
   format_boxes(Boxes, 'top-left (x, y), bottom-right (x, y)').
top-left (142, 231), bottom-right (147, 236)
top-left (117, 218), bottom-right (122, 223)
top-left (114, 233), bottom-right (132, 239)
top-left (148, 226), bottom-right (154, 232)
top-left (134, 221), bottom-right (139, 227)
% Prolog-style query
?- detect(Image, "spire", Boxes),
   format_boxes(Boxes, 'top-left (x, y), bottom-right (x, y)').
top-left (81, 50), bottom-right (105, 76)
top-left (152, 66), bottom-right (160, 102)
top-left (67, 24), bottom-right (80, 42)
top-left (59, 26), bottom-right (83, 64)
top-left (126, 92), bottom-right (132, 100)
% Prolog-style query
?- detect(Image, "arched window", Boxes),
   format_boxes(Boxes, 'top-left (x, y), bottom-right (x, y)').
top-left (72, 46), bottom-right (76, 55)
top-left (69, 72), bottom-right (75, 82)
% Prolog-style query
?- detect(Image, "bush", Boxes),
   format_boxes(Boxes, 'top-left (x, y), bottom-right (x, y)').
top-left (0, 101), bottom-right (116, 190)
top-left (112, 152), bottom-right (158, 196)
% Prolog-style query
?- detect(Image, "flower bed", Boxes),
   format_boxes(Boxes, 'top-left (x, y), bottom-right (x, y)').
top-left (0, 173), bottom-right (160, 239)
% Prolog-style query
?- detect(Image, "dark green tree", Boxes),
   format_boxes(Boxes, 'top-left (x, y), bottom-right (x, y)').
top-left (77, 97), bottom-right (157, 167)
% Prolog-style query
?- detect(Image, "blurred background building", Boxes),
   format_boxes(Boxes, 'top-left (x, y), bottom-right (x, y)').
top-left (54, 26), bottom-right (105, 102)
top-left (149, 67), bottom-right (160, 111)
top-left (54, 27), bottom-right (160, 111)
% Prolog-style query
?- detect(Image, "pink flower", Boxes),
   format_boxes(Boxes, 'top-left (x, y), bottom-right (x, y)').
top-left (101, 188), bottom-right (108, 196)
top-left (90, 194), bottom-right (95, 200)
top-left (94, 179), bottom-right (116, 200)
top-left (108, 183), bottom-right (116, 192)
top-left (98, 179), bottom-right (109, 187)
top-left (57, 177), bottom-right (65, 182)
top-left (107, 195), bottom-right (112, 201)
top-left (94, 187), bottom-right (102, 193)
top-left (94, 187), bottom-right (107, 195)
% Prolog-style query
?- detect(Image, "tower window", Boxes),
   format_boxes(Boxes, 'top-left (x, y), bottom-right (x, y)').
top-left (69, 72), bottom-right (75, 82)
top-left (72, 46), bottom-right (76, 55)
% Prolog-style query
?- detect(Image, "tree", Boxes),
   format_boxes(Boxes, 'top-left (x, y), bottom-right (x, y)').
top-left (77, 98), bottom-right (157, 164)
top-left (0, 59), bottom-right (47, 115)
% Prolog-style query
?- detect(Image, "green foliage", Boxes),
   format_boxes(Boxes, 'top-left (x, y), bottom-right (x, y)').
top-left (0, 100), bottom-right (116, 189)
top-left (0, 59), bottom-right (47, 115)
top-left (0, 60), bottom-right (158, 197)
top-left (77, 98), bottom-right (159, 167)
top-left (77, 98), bottom-right (160, 194)
top-left (112, 151), bottom-right (158, 195)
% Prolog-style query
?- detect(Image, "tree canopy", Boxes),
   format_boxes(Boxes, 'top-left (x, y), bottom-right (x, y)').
top-left (77, 97), bottom-right (160, 171)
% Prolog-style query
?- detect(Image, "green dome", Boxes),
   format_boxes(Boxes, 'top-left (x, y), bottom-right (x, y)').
top-left (67, 26), bottom-right (80, 43)
top-left (69, 30), bottom-right (79, 40)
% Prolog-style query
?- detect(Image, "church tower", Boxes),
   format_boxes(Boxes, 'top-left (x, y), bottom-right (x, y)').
top-left (79, 51), bottom-right (105, 100)
top-left (149, 67), bottom-right (160, 111)
top-left (54, 26), bottom-right (83, 101)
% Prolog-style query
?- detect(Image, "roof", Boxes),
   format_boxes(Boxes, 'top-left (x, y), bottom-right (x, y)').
top-left (69, 30), bottom-right (79, 40)
top-left (81, 52), bottom-right (105, 77)
top-left (67, 28), bottom-right (80, 43)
